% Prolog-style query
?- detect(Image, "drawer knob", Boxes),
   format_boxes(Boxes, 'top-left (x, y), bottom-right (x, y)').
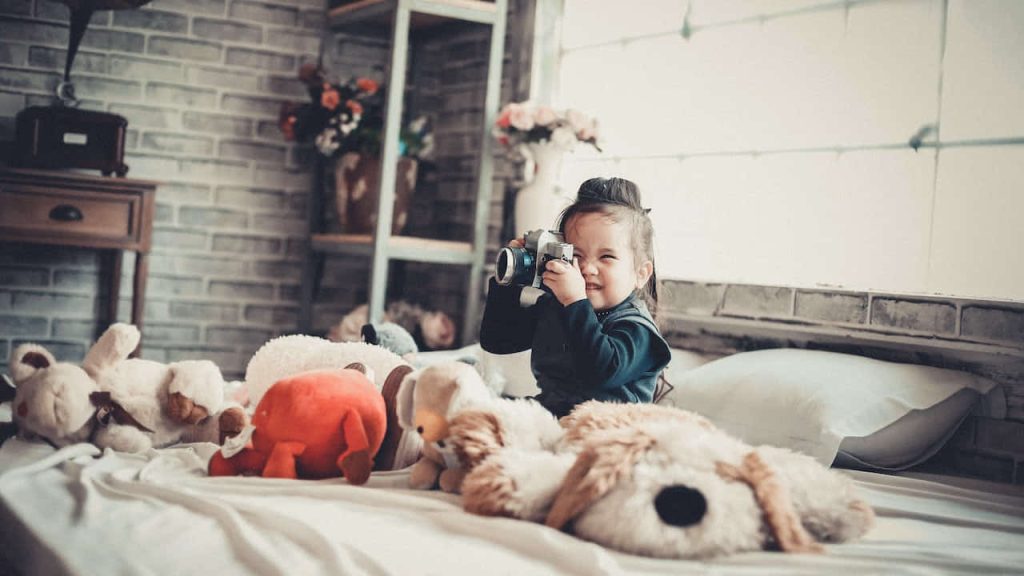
top-left (49, 204), bottom-right (84, 222)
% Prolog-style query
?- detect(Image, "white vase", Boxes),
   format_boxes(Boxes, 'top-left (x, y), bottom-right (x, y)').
top-left (514, 141), bottom-right (571, 235)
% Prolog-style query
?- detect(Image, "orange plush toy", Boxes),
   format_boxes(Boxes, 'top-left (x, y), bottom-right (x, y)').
top-left (208, 364), bottom-right (396, 485)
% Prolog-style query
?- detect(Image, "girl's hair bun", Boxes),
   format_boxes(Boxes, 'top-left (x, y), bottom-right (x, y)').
top-left (576, 177), bottom-right (645, 212)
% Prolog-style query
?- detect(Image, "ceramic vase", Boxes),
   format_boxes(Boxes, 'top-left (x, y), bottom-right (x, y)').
top-left (334, 152), bottom-right (418, 235)
top-left (514, 141), bottom-right (571, 235)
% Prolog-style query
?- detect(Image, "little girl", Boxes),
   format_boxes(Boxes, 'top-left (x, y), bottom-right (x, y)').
top-left (480, 177), bottom-right (671, 417)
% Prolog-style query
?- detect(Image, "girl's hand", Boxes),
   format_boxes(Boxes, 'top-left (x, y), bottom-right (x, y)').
top-left (542, 257), bottom-right (586, 306)
top-left (506, 238), bottom-right (525, 248)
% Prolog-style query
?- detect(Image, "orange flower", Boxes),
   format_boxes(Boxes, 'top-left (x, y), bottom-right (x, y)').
top-left (280, 116), bottom-right (297, 141)
top-left (356, 78), bottom-right (378, 94)
top-left (496, 107), bottom-right (512, 129)
top-left (321, 86), bottom-right (341, 111)
top-left (346, 99), bottom-right (363, 115)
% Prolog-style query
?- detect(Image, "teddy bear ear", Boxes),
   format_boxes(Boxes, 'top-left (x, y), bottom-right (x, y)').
top-left (395, 368), bottom-right (419, 430)
top-left (9, 344), bottom-right (57, 384)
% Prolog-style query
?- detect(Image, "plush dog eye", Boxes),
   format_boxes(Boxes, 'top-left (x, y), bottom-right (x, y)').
top-left (654, 485), bottom-right (707, 527)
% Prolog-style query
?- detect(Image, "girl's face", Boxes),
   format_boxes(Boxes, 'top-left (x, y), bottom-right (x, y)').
top-left (564, 212), bottom-right (653, 311)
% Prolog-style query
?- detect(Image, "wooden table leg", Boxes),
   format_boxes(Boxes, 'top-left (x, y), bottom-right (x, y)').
top-left (130, 250), bottom-right (149, 358)
top-left (102, 250), bottom-right (123, 341)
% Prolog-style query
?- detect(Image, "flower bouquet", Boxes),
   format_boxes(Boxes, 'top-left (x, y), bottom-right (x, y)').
top-left (279, 63), bottom-right (434, 161)
top-left (492, 101), bottom-right (601, 154)
top-left (492, 102), bottom-right (602, 234)
top-left (279, 63), bottom-right (434, 235)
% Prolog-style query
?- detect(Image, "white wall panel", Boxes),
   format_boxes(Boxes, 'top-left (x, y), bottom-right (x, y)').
top-left (930, 146), bottom-right (1024, 300)
top-left (640, 150), bottom-right (934, 291)
top-left (561, 0), bottom-right (687, 49)
top-left (556, 0), bottom-right (1022, 301)
top-left (941, 0), bottom-right (1024, 140)
top-left (689, 0), bottom-right (828, 27)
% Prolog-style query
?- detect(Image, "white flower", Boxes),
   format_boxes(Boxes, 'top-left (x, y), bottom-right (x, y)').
top-left (565, 108), bottom-right (589, 133)
top-left (419, 133), bottom-right (435, 160)
top-left (408, 115), bottom-right (428, 133)
top-left (508, 103), bottom-right (536, 131)
top-left (315, 129), bottom-right (339, 155)
top-left (549, 125), bottom-right (577, 150)
top-left (578, 117), bottom-right (599, 142)
top-left (534, 105), bottom-right (557, 126)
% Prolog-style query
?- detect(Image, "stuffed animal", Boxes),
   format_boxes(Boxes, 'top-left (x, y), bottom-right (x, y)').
top-left (8, 323), bottom-right (247, 453)
top-left (208, 364), bottom-right (401, 484)
top-left (395, 361), bottom-right (494, 492)
top-left (451, 401), bottom-right (875, 559)
top-left (243, 333), bottom-right (418, 471)
top-left (361, 322), bottom-right (418, 359)
top-left (329, 301), bottom-right (456, 351)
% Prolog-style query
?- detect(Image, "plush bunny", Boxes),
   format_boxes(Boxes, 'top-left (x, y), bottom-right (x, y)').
top-left (8, 323), bottom-right (247, 453)
top-left (451, 401), bottom-right (874, 559)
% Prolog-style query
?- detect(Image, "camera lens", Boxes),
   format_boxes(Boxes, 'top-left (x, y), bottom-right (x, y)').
top-left (496, 247), bottom-right (533, 286)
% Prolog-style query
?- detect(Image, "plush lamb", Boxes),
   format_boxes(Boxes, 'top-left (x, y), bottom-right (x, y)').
top-left (451, 401), bottom-right (875, 559)
top-left (9, 323), bottom-right (247, 453)
top-left (243, 334), bottom-right (420, 470)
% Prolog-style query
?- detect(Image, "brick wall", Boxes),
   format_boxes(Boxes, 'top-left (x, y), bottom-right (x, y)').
top-left (0, 0), bottom-right (530, 377)
top-left (660, 279), bottom-right (1024, 483)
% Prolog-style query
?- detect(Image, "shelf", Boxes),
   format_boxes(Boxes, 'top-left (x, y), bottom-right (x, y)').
top-left (329, 0), bottom-right (497, 29)
top-left (299, 0), bottom-right (506, 344)
top-left (311, 233), bottom-right (474, 264)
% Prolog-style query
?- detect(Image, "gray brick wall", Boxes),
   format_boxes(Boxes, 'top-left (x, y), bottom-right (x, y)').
top-left (0, 0), bottom-right (529, 378)
top-left (661, 279), bottom-right (1024, 483)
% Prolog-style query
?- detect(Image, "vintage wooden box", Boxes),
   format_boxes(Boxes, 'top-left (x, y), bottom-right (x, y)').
top-left (14, 106), bottom-right (129, 177)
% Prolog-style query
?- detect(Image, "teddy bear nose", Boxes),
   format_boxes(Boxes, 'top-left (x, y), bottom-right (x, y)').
top-left (655, 485), bottom-right (707, 527)
top-left (417, 426), bottom-right (424, 434)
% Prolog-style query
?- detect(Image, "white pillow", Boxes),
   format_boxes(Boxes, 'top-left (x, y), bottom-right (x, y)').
top-left (659, 348), bottom-right (1005, 468)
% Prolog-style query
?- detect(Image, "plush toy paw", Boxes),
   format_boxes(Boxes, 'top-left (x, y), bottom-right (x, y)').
top-left (438, 467), bottom-right (467, 494)
top-left (341, 450), bottom-right (372, 485)
top-left (167, 392), bottom-right (209, 424)
top-left (409, 457), bottom-right (443, 489)
top-left (462, 449), bottom-right (573, 522)
top-left (217, 406), bottom-right (247, 444)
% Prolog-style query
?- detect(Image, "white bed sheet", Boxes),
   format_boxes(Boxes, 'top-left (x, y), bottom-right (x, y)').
top-left (1, 438), bottom-right (1022, 576)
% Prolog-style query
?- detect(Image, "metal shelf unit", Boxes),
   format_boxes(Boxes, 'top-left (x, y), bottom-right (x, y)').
top-left (298, 0), bottom-right (507, 344)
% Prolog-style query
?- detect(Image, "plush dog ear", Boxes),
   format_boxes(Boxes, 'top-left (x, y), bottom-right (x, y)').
top-left (9, 343), bottom-right (56, 384)
top-left (716, 450), bottom-right (823, 553)
top-left (545, 429), bottom-right (656, 531)
top-left (449, 409), bottom-right (505, 470)
top-left (395, 369), bottom-right (419, 430)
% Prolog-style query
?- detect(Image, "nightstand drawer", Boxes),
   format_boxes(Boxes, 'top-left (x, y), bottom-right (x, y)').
top-left (0, 184), bottom-right (140, 246)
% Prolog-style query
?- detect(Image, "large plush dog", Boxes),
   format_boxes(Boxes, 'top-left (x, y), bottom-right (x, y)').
top-left (449, 401), bottom-right (875, 559)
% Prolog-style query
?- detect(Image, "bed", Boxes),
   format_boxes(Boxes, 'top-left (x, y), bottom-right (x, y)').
top-left (2, 346), bottom-right (1022, 575)
top-left (0, 437), bottom-right (1022, 576)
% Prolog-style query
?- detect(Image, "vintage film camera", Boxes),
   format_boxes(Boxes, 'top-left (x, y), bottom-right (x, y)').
top-left (495, 229), bottom-right (574, 306)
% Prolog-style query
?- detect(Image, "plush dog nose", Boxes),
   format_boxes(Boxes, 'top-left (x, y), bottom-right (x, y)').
top-left (655, 485), bottom-right (707, 527)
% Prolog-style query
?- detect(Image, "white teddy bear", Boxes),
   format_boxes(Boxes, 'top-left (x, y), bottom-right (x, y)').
top-left (9, 323), bottom-right (246, 453)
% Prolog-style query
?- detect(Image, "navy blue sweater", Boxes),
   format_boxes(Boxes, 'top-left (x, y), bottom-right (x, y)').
top-left (479, 278), bottom-right (671, 417)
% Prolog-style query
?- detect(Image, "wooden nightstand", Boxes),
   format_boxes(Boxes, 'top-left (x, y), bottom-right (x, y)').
top-left (0, 167), bottom-right (157, 355)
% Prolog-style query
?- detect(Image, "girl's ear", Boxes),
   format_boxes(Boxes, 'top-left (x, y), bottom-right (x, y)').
top-left (635, 260), bottom-right (654, 288)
